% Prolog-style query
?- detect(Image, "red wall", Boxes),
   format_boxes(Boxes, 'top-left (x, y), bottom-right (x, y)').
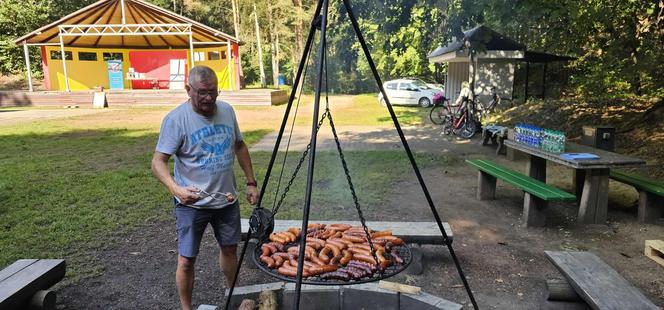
top-left (128, 50), bottom-right (187, 89)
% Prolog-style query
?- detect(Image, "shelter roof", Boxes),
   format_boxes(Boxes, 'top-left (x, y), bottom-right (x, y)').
top-left (15, 0), bottom-right (237, 47)
top-left (427, 25), bottom-right (574, 63)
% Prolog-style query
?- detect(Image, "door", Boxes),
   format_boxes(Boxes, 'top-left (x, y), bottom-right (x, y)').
top-left (397, 82), bottom-right (419, 105)
top-left (169, 59), bottom-right (187, 90)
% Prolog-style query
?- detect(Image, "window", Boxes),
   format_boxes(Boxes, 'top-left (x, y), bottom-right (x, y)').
top-left (208, 51), bottom-right (220, 60)
top-left (103, 52), bottom-right (123, 61)
top-left (50, 51), bottom-right (72, 60)
top-left (221, 51), bottom-right (227, 59)
top-left (398, 83), bottom-right (415, 90)
top-left (385, 82), bottom-right (397, 90)
top-left (78, 52), bottom-right (97, 61)
top-left (193, 52), bottom-right (205, 62)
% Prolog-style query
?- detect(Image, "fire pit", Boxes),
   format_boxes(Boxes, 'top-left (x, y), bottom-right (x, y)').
top-left (224, 282), bottom-right (463, 310)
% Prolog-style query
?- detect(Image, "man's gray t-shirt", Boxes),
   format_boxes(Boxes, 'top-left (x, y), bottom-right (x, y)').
top-left (156, 101), bottom-right (243, 209)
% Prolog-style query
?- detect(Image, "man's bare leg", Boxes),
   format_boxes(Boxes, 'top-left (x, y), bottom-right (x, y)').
top-left (219, 245), bottom-right (238, 287)
top-left (177, 255), bottom-right (196, 310)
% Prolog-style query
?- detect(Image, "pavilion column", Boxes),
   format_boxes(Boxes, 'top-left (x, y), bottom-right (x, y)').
top-left (227, 40), bottom-right (233, 90)
top-left (22, 42), bottom-right (33, 92)
top-left (58, 34), bottom-right (70, 92)
top-left (189, 32), bottom-right (195, 68)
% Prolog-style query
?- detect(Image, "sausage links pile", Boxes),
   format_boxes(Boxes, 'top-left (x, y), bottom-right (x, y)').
top-left (259, 223), bottom-right (405, 281)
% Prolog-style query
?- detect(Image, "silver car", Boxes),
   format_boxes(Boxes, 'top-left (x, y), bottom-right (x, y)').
top-left (378, 79), bottom-right (443, 107)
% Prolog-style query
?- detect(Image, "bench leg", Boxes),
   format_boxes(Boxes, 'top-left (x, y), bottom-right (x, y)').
top-left (578, 169), bottom-right (609, 224)
top-left (482, 129), bottom-right (491, 146)
top-left (477, 171), bottom-right (497, 200)
top-left (527, 155), bottom-right (547, 182)
top-left (638, 191), bottom-right (663, 223)
top-left (524, 193), bottom-right (547, 227)
top-left (573, 170), bottom-right (586, 204)
top-left (496, 137), bottom-right (506, 155)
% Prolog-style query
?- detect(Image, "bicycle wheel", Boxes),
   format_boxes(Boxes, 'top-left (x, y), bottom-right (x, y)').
top-left (458, 118), bottom-right (477, 139)
top-left (429, 105), bottom-right (447, 125)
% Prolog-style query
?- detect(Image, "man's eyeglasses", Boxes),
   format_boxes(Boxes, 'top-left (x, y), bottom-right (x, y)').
top-left (188, 83), bottom-right (219, 98)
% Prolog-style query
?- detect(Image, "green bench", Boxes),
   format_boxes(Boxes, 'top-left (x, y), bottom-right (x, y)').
top-left (466, 159), bottom-right (576, 227)
top-left (610, 170), bottom-right (664, 223)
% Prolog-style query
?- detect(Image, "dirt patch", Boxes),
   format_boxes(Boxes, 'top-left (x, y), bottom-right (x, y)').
top-left (55, 131), bottom-right (664, 309)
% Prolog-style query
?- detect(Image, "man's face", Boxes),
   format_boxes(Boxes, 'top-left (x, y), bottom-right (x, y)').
top-left (186, 79), bottom-right (218, 116)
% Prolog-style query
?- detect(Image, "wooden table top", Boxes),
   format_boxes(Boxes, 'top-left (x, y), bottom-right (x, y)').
top-left (504, 140), bottom-right (646, 169)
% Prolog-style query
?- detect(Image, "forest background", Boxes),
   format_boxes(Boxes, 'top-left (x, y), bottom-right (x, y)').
top-left (0, 0), bottom-right (661, 98)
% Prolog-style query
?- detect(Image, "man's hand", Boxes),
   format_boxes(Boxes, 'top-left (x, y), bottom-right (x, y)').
top-left (246, 185), bottom-right (259, 205)
top-left (171, 185), bottom-right (201, 205)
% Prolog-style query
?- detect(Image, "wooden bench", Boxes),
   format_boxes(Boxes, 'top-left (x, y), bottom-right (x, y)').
top-left (545, 251), bottom-right (658, 310)
top-left (241, 219), bottom-right (453, 245)
top-left (0, 259), bottom-right (66, 310)
top-left (481, 125), bottom-right (508, 155)
top-left (610, 170), bottom-right (664, 223)
top-left (466, 159), bottom-right (576, 227)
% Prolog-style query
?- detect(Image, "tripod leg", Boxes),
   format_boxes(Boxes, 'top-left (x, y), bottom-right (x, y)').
top-left (340, 0), bottom-right (478, 308)
top-left (295, 0), bottom-right (329, 309)
top-left (224, 1), bottom-right (326, 309)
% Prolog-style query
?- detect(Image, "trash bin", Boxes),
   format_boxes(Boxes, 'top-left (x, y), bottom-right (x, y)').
top-left (581, 125), bottom-right (615, 151)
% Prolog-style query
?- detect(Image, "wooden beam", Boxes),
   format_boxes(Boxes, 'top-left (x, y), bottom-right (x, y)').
top-left (127, 2), bottom-right (170, 46)
top-left (124, 1), bottom-right (152, 47)
top-left (89, 1), bottom-right (121, 47)
top-left (378, 280), bottom-right (421, 295)
top-left (40, 1), bottom-right (115, 44)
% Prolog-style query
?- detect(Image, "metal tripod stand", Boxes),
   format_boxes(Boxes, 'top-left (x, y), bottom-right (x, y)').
top-left (224, 0), bottom-right (479, 309)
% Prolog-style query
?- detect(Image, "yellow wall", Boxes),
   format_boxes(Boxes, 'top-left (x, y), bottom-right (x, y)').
top-left (45, 46), bottom-right (235, 91)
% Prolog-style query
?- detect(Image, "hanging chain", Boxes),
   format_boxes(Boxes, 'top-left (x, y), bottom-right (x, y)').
top-left (325, 108), bottom-right (382, 273)
top-left (270, 109), bottom-right (329, 217)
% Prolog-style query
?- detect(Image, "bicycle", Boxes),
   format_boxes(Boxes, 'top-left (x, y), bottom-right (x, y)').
top-left (472, 87), bottom-right (513, 123)
top-left (429, 94), bottom-right (477, 139)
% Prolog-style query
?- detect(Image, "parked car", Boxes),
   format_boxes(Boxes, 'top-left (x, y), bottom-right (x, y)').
top-left (378, 78), bottom-right (443, 107)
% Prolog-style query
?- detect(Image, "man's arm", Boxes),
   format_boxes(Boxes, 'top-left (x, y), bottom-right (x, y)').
top-left (235, 140), bottom-right (258, 205)
top-left (151, 151), bottom-right (200, 205)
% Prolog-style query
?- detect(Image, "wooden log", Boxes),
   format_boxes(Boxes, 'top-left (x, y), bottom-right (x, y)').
top-left (258, 290), bottom-right (277, 310)
top-left (28, 290), bottom-right (56, 310)
top-left (546, 279), bottom-right (582, 301)
top-left (378, 280), bottom-right (421, 295)
top-left (238, 299), bottom-right (256, 310)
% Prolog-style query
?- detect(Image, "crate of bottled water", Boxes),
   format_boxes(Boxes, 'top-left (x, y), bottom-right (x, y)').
top-left (542, 129), bottom-right (566, 153)
top-left (514, 123), bottom-right (543, 149)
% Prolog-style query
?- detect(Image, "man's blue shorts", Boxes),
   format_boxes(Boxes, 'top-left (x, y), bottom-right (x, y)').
top-left (174, 201), bottom-right (241, 258)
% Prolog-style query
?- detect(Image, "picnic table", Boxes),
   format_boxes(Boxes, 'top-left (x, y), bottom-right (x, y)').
top-left (504, 140), bottom-right (646, 224)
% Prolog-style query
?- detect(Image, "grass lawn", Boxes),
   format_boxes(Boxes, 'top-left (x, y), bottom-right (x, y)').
top-left (0, 97), bottom-right (437, 280)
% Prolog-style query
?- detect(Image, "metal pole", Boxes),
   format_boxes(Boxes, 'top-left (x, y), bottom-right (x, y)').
top-left (341, 0), bottom-right (478, 308)
top-left (189, 32), bottom-right (195, 67)
top-left (22, 43), bottom-right (33, 92)
top-left (223, 1), bottom-right (324, 308)
top-left (294, 0), bottom-right (328, 309)
top-left (120, 0), bottom-right (126, 24)
top-left (227, 40), bottom-right (233, 90)
top-left (58, 33), bottom-right (70, 92)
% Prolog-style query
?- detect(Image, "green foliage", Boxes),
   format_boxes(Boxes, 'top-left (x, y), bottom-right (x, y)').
top-left (0, 0), bottom-right (660, 97)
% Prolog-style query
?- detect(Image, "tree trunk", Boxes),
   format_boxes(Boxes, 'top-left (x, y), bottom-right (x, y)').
top-left (253, 3), bottom-right (266, 88)
top-left (293, 0), bottom-right (304, 92)
top-left (231, 0), bottom-right (244, 88)
top-left (268, 2), bottom-right (279, 88)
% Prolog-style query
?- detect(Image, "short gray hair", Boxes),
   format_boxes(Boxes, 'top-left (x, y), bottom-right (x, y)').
top-left (188, 66), bottom-right (218, 85)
